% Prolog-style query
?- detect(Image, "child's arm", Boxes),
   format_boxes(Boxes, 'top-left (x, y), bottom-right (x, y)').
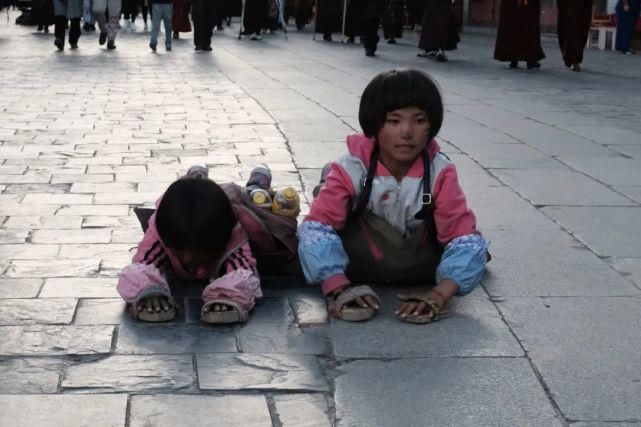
top-left (432, 163), bottom-right (489, 296)
top-left (298, 163), bottom-right (356, 295)
top-left (117, 225), bottom-right (171, 304)
top-left (202, 240), bottom-right (262, 312)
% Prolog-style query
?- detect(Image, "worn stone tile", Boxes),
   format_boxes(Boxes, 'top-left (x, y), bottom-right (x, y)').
top-left (81, 216), bottom-right (139, 228)
top-left (274, 394), bottom-right (331, 427)
top-left (0, 325), bottom-right (113, 355)
top-left (0, 298), bottom-right (77, 325)
top-left (542, 207), bottom-right (641, 258)
top-left (21, 193), bottom-right (93, 205)
top-left (0, 229), bottom-right (29, 243)
top-left (116, 323), bottom-right (237, 354)
top-left (40, 278), bottom-right (119, 298)
top-left (500, 297), bottom-right (641, 420)
top-left (331, 290), bottom-right (522, 359)
top-left (0, 357), bottom-right (63, 393)
top-left (197, 353), bottom-right (329, 392)
top-left (56, 204), bottom-right (130, 216)
top-left (610, 258), bottom-right (641, 290)
top-left (491, 169), bottom-right (633, 206)
top-left (291, 295), bottom-right (328, 324)
top-left (0, 244), bottom-right (59, 260)
top-left (31, 229), bottom-right (112, 244)
top-left (51, 174), bottom-right (114, 184)
top-left (558, 155), bottom-right (641, 188)
top-left (130, 395), bottom-right (272, 426)
top-left (73, 299), bottom-right (129, 325)
top-left (562, 125), bottom-right (640, 145)
top-left (5, 259), bottom-right (100, 278)
top-left (0, 278), bottom-right (43, 298)
top-left (334, 358), bottom-right (560, 426)
top-left (0, 203), bottom-right (58, 216)
top-left (3, 183), bottom-right (70, 194)
top-left (62, 355), bottom-right (194, 393)
top-left (70, 182), bottom-right (136, 193)
top-left (2, 215), bottom-right (83, 229)
top-left (0, 395), bottom-right (127, 426)
top-left (251, 297), bottom-right (295, 323)
top-left (238, 323), bottom-right (329, 355)
top-left (483, 228), bottom-right (641, 297)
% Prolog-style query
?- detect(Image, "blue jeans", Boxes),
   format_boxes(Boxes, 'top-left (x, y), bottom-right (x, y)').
top-left (150, 3), bottom-right (172, 48)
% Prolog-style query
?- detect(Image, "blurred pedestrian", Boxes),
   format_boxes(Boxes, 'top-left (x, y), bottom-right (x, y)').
top-left (557, 0), bottom-right (592, 71)
top-left (315, 0), bottom-right (341, 41)
top-left (32, 0), bottom-right (55, 33)
top-left (53, 0), bottom-right (83, 50)
top-left (192, 0), bottom-right (216, 49)
top-left (494, 0), bottom-right (545, 68)
top-left (149, 0), bottom-right (172, 51)
top-left (350, 0), bottom-right (386, 56)
top-left (418, 0), bottom-right (460, 62)
top-left (383, 0), bottom-right (404, 44)
top-left (172, 0), bottom-right (191, 39)
top-left (93, 0), bottom-right (122, 49)
top-left (243, 0), bottom-right (268, 39)
top-left (615, 0), bottom-right (640, 54)
top-left (82, 0), bottom-right (96, 31)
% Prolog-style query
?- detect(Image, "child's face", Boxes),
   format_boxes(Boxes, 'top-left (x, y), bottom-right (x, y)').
top-left (377, 107), bottom-right (430, 170)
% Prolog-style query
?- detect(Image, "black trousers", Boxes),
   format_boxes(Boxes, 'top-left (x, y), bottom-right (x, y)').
top-left (193, 0), bottom-right (215, 47)
top-left (54, 16), bottom-right (81, 44)
top-left (361, 17), bottom-right (380, 52)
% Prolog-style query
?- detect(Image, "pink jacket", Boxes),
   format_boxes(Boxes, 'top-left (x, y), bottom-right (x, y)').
top-left (117, 203), bottom-right (262, 311)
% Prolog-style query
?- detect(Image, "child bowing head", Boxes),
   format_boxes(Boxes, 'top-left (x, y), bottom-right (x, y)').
top-left (298, 68), bottom-right (490, 324)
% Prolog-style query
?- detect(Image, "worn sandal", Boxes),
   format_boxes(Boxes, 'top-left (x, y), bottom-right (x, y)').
top-left (397, 293), bottom-right (449, 324)
top-left (130, 286), bottom-right (177, 322)
top-left (201, 299), bottom-right (248, 324)
top-left (327, 285), bottom-right (381, 322)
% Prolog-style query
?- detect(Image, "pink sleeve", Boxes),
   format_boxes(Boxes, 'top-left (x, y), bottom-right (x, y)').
top-left (131, 225), bottom-right (167, 267)
top-left (116, 263), bottom-right (170, 303)
top-left (305, 163), bottom-right (356, 231)
top-left (433, 164), bottom-right (479, 245)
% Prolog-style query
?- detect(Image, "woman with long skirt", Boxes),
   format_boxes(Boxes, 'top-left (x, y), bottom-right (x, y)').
top-left (418, 0), bottom-right (460, 62)
top-left (243, 0), bottom-right (268, 39)
top-left (383, 0), bottom-right (404, 44)
top-left (494, 0), bottom-right (545, 69)
top-left (557, 0), bottom-right (593, 71)
top-left (315, 0), bottom-right (342, 41)
top-left (32, 0), bottom-right (55, 33)
top-left (615, 0), bottom-right (641, 54)
top-left (172, 0), bottom-right (191, 38)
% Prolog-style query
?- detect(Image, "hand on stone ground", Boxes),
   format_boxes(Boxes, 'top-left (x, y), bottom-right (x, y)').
top-left (137, 296), bottom-right (171, 313)
top-left (395, 290), bottom-right (444, 320)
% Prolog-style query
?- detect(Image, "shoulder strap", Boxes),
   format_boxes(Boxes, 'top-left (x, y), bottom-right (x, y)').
top-left (351, 145), bottom-right (379, 218)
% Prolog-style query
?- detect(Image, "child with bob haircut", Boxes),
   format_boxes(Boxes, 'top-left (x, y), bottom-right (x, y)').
top-left (298, 69), bottom-right (490, 323)
top-left (117, 166), bottom-right (262, 324)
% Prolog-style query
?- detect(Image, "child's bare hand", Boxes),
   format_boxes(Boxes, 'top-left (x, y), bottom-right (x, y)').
top-left (395, 291), bottom-right (444, 320)
top-left (137, 296), bottom-right (172, 313)
top-left (333, 286), bottom-right (380, 309)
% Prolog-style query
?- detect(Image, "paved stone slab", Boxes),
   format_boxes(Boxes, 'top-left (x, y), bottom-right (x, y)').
top-left (331, 290), bottom-right (522, 359)
top-left (500, 297), bottom-right (641, 420)
top-left (39, 278), bottom-right (120, 298)
top-left (0, 395), bottom-right (127, 427)
top-left (334, 358), bottom-right (560, 426)
top-left (483, 229), bottom-right (640, 297)
top-left (2, 215), bottom-right (83, 230)
top-left (461, 141), bottom-right (565, 170)
top-left (116, 323), bottom-right (237, 354)
top-left (562, 125), bottom-right (641, 145)
top-left (0, 357), bottom-right (63, 393)
top-left (251, 297), bottom-right (295, 324)
top-left (558, 155), bottom-right (641, 188)
top-left (130, 395), bottom-right (272, 426)
top-left (62, 355), bottom-right (194, 393)
top-left (292, 295), bottom-right (329, 324)
top-left (610, 258), bottom-right (641, 290)
top-left (0, 244), bottom-right (59, 260)
top-left (491, 169), bottom-right (633, 206)
top-left (73, 299), bottom-right (128, 325)
top-left (238, 323), bottom-right (330, 355)
top-left (5, 259), bottom-right (100, 278)
top-left (0, 298), bottom-right (77, 325)
top-left (0, 278), bottom-right (43, 298)
top-left (30, 229), bottom-right (112, 244)
top-left (0, 229), bottom-right (29, 243)
top-left (274, 394), bottom-right (331, 427)
top-left (542, 207), bottom-right (641, 258)
top-left (0, 325), bottom-right (113, 355)
top-left (197, 353), bottom-right (329, 392)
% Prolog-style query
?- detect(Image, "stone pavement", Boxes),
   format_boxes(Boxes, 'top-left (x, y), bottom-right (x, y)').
top-left (1, 12), bottom-right (641, 426)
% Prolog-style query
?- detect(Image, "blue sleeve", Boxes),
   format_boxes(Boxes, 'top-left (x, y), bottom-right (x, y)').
top-left (297, 221), bottom-right (349, 285)
top-left (436, 233), bottom-right (490, 295)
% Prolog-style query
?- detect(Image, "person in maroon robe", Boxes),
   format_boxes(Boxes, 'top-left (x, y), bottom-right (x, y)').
top-left (494, 0), bottom-right (545, 69)
top-left (557, 0), bottom-right (593, 71)
top-left (172, 0), bottom-right (192, 39)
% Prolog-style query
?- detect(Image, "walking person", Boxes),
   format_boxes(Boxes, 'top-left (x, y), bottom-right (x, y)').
top-left (149, 0), bottom-right (172, 51)
top-left (494, 0), bottom-right (545, 69)
top-left (192, 0), bottom-right (215, 49)
top-left (615, 0), bottom-right (640, 54)
top-left (354, 0), bottom-right (386, 56)
top-left (243, 0), bottom-right (268, 40)
top-left (557, 0), bottom-right (593, 71)
top-left (32, 0), bottom-right (55, 33)
top-left (82, 0), bottom-right (96, 31)
top-left (93, 0), bottom-right (122, 49)
top-left (418, 0), bottom-right (460, 62)
top-left (122, 0), bottom-right (139, 30)
top-left (172, 0), bottom-right (191, 39)
top-left (315, 0), bottom-right (341, 41)
top-left (383, 0), bottom-right (404, 44)
top-left (53, 0), bottom-right (83, 50)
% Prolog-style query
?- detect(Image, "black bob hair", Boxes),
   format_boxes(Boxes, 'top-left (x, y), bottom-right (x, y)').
top-left (358, 69), bottom-right (444, 140)
top-left (155, 178), bottom-right (237, 255)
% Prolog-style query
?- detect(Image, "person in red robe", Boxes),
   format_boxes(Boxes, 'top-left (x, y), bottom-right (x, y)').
top-left (494, 0), bottom-right (545, 69)
top-left (557, 0), bottom-right (593, 71)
